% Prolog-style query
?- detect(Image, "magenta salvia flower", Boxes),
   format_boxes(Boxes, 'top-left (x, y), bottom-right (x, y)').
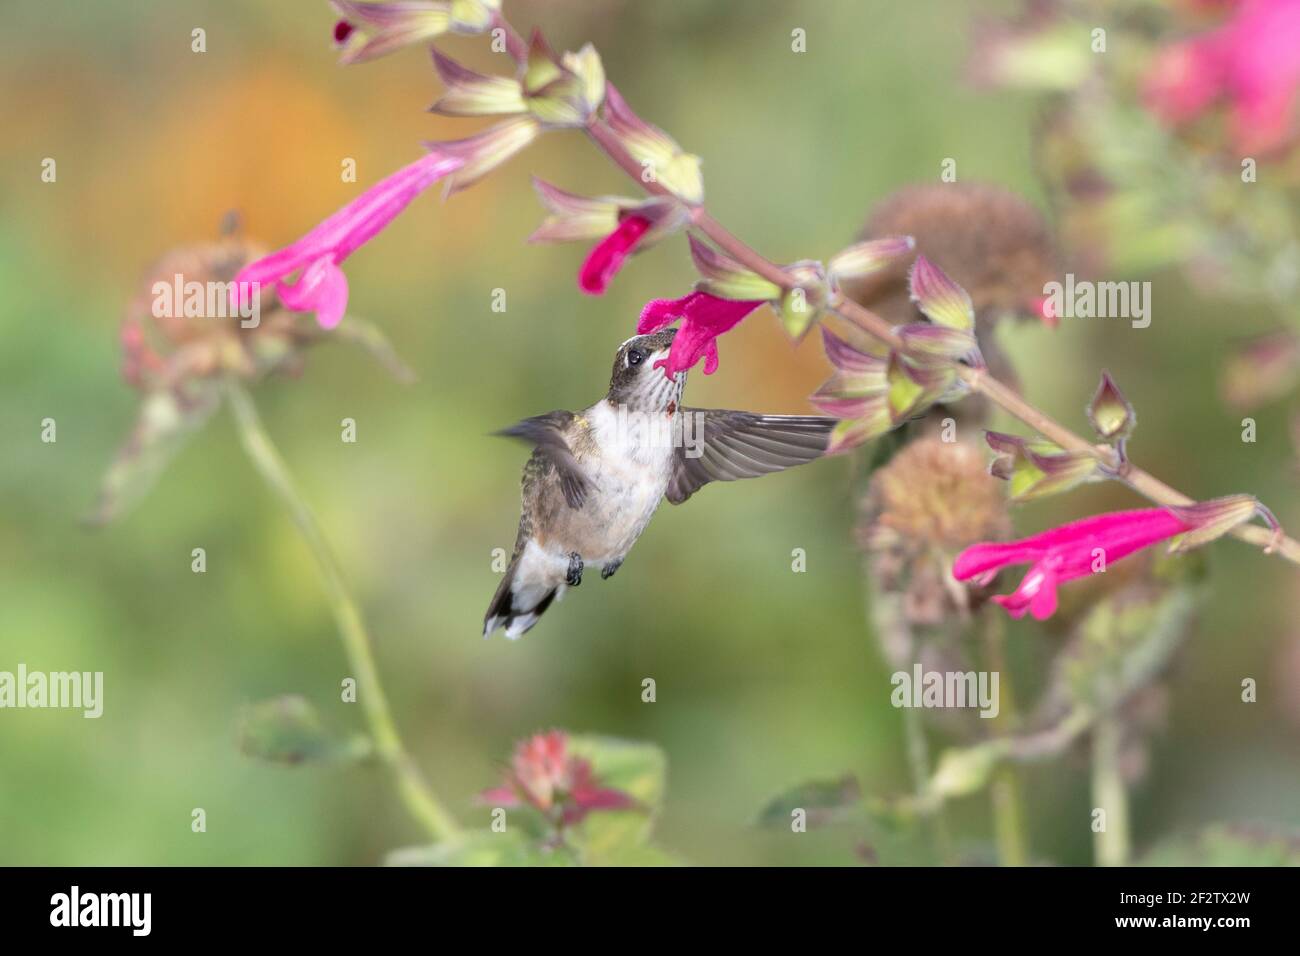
top-left (952, 508), bottom-right (1195, 621)
top-left (579, 215), bottom-right (651, 295)
top-left (231, 151), bottom-right (463, 329)
top-left (478, 731), bottom-right (635, 827)
top-left (637, 291), bottom-right (765, 377)
top-left (1143, 0), bottom-right (1300, 153)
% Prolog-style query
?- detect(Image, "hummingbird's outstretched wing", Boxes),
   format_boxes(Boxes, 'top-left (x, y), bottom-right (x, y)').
top-left (495, 411), bottom-right (591, 509)
top-left (665, 409), bottom-right (836, 504)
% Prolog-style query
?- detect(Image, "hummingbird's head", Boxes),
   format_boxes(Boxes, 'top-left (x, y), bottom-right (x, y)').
top-left (607, 328), bottom-right (683, 413)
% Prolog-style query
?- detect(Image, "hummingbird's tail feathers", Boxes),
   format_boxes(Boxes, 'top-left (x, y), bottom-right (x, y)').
top-left (483, 556), bottom-right (563, 640)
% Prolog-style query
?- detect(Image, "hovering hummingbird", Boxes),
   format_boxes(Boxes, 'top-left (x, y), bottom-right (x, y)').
top-left (483, 328), bottom-right (837, 638)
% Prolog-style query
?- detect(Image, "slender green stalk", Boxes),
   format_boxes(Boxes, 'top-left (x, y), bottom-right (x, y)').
top-left (901, 704), bottom-right (954, 864)
top-left (1091, 716), bottom-right (1130, 867)
top-left (868, 586), bottom-right (953, 862)
top-left (981, 612), bottom-right (1029, 867)
top-left (225, 383), bottom-right (459, 842)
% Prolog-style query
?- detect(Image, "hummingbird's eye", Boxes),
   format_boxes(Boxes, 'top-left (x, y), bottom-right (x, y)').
top-left (627, 348), bottom-right (646, 367)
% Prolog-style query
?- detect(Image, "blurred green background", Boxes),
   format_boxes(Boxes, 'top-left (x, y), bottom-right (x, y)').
top-left (1, 0), bottom-right (1297, 866)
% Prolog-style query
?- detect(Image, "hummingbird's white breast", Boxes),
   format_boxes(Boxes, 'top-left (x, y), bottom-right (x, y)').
top-left (574, 398), bottom-right (678, 564)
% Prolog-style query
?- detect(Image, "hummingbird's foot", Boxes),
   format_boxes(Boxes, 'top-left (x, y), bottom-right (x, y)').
top-left (565, 552), bottom-right (584, 587)
top-left (601, 559), bottom-right (622, 580)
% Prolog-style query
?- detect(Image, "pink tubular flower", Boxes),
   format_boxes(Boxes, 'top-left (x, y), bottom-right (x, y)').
top-left (579, 214), bottom-right (651, 295)
top-left (479, 731), bottom-right (635, 827)
top-left (637, 292), bottom-right (765, 377)
top-left (1143, 0), bottom-right (1300, 153)
top-left (952, 508), bottom-right (1195, 621)
top-left (230, 151), bottom-right (464, 329)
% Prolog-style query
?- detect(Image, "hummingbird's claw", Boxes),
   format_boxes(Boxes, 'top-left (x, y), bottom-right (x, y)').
top-left (601, 559), bottom-right (622, 580)
top-left (566, 552), bottom-right (584, 587)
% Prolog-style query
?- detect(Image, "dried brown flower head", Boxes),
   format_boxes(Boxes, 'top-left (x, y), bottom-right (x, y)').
top-left (861, 434), bottom-right (1010, 625)
top-left (844, 182), bottom-right (1058, 330)
top-left (121, 236), bottom-right (299, 391)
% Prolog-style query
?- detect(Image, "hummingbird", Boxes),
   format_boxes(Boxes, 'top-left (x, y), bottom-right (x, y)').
top-left (483, 327), bottom-right (837, 638)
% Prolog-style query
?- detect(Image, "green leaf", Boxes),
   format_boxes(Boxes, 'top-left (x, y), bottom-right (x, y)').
top-left (755, 775), bottom-right (863, 828)
top-left (588, 844), bottom-right (686, 867)
top-left (566, 734), bottom-right (665, 855)
top-left (1138, 825), bottom-right (1300, 867)
top-left (1048, 585), bottom-right (1198, 715)
top-left (929, 741), bottom-right (1007, 800)
top-left (387, 832), bottom-right (580, 867)
top-left (237, 695), bottom-right (370, 766)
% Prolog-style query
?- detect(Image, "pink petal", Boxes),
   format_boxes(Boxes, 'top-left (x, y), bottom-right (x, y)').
top-left (990, 563), bottom-right (1060, 621)
top-left (637, 293), bottom-right (698, 334)
top-left (231, 151), bottom-right (463, 311)
top-left (572, 786), bottom-right (636, 812)
top-left (952, 541), bottom-right (1041, 582)
top-left (955, 508), bottom-right (1194, 622)
top-left (579, 215), bottom-right (651, 296)
top-left (701, 339), bottom-right (720, 375)
top-left (638, 292), bottom-right (763, 378)
top-left (276, 256), bottom-right (350, 329)
top-left (477, 786), bottom-right (521, 807)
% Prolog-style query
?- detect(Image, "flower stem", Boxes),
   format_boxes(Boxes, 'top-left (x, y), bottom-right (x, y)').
top-left (866, 585), bottom-right (954, 863)
top-left (981, 612), bottom-right (1029, 867)
top-left (225, 383), bottom-right (460, 843)
top-left (1090, 716), bottom-right (1130, 867)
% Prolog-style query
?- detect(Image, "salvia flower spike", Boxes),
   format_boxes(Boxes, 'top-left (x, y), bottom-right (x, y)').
top-left (231, 151), bottom-right (465, 329)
